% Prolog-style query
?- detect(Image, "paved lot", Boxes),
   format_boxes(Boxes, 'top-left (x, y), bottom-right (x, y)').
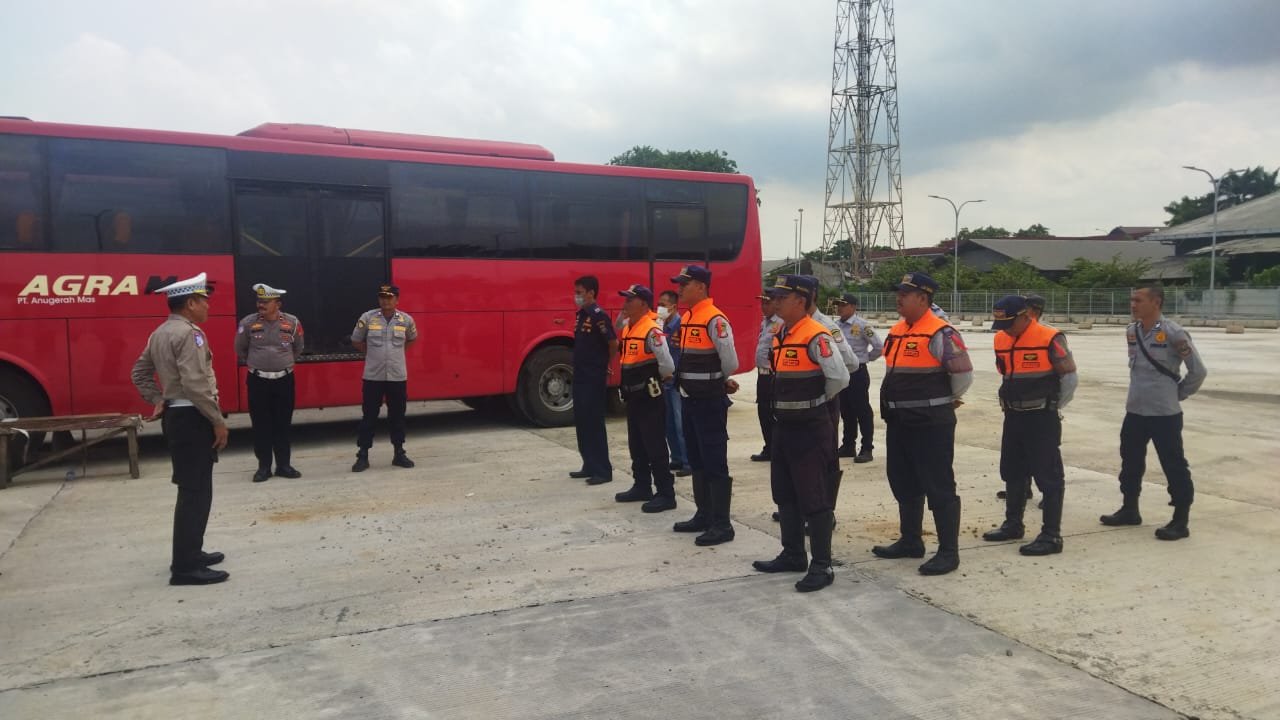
top-left (0, 325), bottom-right (1276, 719)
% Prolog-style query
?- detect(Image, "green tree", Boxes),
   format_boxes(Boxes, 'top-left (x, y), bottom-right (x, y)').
top-left (864, 256), bottom-right (937, 292)
top-left (957, 225), bottom-right (1010, 240)
top-left (1163, 165), bottom-right (1278, 225)
top-left (1014, 223), bottom-right (1052, 237)
top-left (1247, 264), bottom-right (1280, 287)
top-left (1061, 256), bottom-right (1151, 288)
top-left (936, 256), bottom-right (983, 295)
top-left (1184, 257), bottom-right (1230, 286)
top-left (978, 259), bottom-right (1057, 291)
top-left (608, 145), bottom-right (739, 173)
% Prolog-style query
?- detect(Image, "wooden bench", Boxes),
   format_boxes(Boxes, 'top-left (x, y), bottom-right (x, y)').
top-left (0, 414), bottom-right (143, 487)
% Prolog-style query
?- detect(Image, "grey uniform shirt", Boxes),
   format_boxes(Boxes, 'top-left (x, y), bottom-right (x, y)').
top-left (352, 309), bottom-right (418, 382)
top-left (235, 312), bottom-right (303, 372)
top-left (930, 327), bottom-right (974, 399)
top-left (711, 314), bottom-right (739, 377)
top-left (1126, 317), bottom-right (1207, 416)
top-left (812, 309), bottom-right (860, 373)
top-left (837, 314), bottom-right (883, 364)
top-left (645, 326), bottom-right (677, 378)
top-left (809, 332), bottom-right (852, 398)
top-left (131, 314), bottom-right (223, 426)
top-left (755, 314), bottom-right (783, 370)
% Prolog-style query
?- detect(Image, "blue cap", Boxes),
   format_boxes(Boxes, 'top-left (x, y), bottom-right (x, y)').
top-left (991, 295), bottom-right (1028, 330)
top-left (837, 293), bottom-right (859, 306)
top-left (378, 284), bottom-right (400, 297)
top-left (618, 283), bottom-right (654, 305)
top-left (1025, 293), bottom-right (1046, 312)
top-left (671, 265), bottom-right (712, 285)
top-left (769, 274), bottom-right (817, 299)
top-left (893, 272), bottom-right (938, 295)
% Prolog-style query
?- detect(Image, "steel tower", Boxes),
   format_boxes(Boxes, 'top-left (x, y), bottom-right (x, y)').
top-left (823, 0), bottom-right (904, 277)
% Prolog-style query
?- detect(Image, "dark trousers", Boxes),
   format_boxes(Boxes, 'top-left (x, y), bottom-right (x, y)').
top-left (248, 371), bottom-right (295, 469)
top-left (682, 394), bottom-right (731, 526)
top-left (162, 407), bottom-right (215, 573)
top-left (572, 371), bottom-right (611, 479)
top-left (357, 380), bottom-right (408, 449)
top-left (1119, 412), bottom-right (1194, 507)
top-left (885, 419), bottom-right (958, 510)
top-left (1000, 410), bottom-right (1064, 495)
top-left (626, 391), bottom-right (674, 497)
top-left (664, 384), bottom-right (688, 467)
top-left (839, 366), bottom-right (874, 451)
top-left (756, 372), bottom-right (775, 452)
top-left (771, 417), bottom-right (836, 516)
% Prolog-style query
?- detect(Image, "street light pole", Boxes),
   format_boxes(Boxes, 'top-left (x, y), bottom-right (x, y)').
top-left (796, 208), bottom-right (804, 274)
top-left (1182, 166), bottom-right (1234, 321)
top-left (793, 218), bottom-right (799, 273)
top-left (928, 194), bottom-right (985, 314)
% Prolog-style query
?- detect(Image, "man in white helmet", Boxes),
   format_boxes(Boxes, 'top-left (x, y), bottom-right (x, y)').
top-left (235, 283), bottom-right (304, 483)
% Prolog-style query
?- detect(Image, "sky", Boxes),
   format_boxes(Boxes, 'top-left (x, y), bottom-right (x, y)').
top-left (3, 0), bottom-right (1278, 261)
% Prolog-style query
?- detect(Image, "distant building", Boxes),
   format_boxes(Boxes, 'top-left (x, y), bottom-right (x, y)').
top-left (1146, 191), bottom-right (1280, 275)
top-left (955, 237), bottom-right (1176, 282)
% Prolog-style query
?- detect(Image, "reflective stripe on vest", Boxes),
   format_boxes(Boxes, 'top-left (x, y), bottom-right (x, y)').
top-left (677, 298), bottom-right (728, 398)
top-left (769, 315), bottom-right (830, 421)
top-left (994, 319), bottom-right (1062, 411)
top-left (620, 313), bottom-right (661, 394)
top-left (882, 312), bottom-right (952, 408)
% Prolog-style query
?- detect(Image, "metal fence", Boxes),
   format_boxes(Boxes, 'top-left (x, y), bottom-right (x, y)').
top-left (843, 287), bottom-right (1280, 321)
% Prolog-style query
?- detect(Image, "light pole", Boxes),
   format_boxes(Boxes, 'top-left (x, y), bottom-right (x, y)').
top-left (793, 218), bottom-right (800, 273)
top-left (928, 194), bottom-right (984, 314)
top-left (796, 208), bottom-right (804, 274)
top-left (1182, 166), bottom-right (1234, 321)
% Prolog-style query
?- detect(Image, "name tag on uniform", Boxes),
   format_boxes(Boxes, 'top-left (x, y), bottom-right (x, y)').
top-left (393, 325), bottom-right (407, 338)
top-left (368, 323), bottom-right (383, 331)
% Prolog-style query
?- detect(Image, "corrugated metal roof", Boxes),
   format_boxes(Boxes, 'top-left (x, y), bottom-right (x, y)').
top-left (963, 238), bottom-right (1174, 271)
top-left (1186, 235), bottom-right (1280, 255)
top-left (1148, 191), bottom-right (1280, 241)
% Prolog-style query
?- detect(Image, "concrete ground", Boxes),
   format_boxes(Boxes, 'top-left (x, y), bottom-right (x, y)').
top-left (0, 325), bottom-right (1276, 719)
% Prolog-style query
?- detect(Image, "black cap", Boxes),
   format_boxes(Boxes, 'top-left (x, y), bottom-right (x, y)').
top-left (837, 293), bottom-right (859, 306)
top-left (893, 272), bottom-right (938, 295)
top-left (670, 265), bottom-right (712, 285)
top-left (618, 283), bottom-right (654, 305)
top-left (378, 284), bottom-right (400, 297)
top-left (768, 274), bottom-right (817, 299)
top-left (1025, 294), bottom-right (1046, 312)
top-left (991, 295), bottom-right (1028, 330)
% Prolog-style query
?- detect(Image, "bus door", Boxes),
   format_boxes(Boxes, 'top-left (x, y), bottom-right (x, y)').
top-left (233, 182), bottom-right (388, 365)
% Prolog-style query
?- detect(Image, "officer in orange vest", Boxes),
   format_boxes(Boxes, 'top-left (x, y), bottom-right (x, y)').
top-left (752, 275), bottom-right (849, 592)
top-left (613, 284), bottom-right (679, 512)
top-left (669, 265), bottom-right (740, 546)
top-left (983, 295), bottom-right (1078, 555)
top-left (871, 272), bottom-right (973, 576)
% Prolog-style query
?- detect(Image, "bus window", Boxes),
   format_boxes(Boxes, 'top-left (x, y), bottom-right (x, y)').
top-left (0, 136), bottom-right (46, 251)
top-left (650, 206), bottom-right (707, 261)
top-left (321, 193), bottom-right (384, 259)
top-left (236, 190), bottom-right (308, 257)
top-left (48, 139), bottom-right (229, 254)
top-left (391, 163), bottom-right (527, 258)
top-left (530, 172), bottom-right (643, 260)
top-left (706, 183), bottom-right (748, 261)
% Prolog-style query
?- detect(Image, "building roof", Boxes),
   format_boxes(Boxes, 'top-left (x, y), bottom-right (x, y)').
top-left (1147, 191), bottom-right (1280, 241)
top-left (1141, 256), bottom-right (1195, 281)
top-left (1109, 226), bottom-right (1160, 239)
top-left (961, 237), bottom-right (1174, 272)
top-left (1185, 235), bottom-right (1280, 256)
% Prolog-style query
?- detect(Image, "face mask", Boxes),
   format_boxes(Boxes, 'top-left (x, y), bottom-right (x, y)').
top-left (573, 294), bottom-right (586, 308)
top-left (656, 306), bottom-right (670, 321)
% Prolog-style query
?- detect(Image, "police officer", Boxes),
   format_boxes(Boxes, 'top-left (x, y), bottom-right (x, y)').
top-left (657, 290), bottom-right (691, 477)
top-left (235, 283), bottom-right (304, 483)
top-left (1101, 284), bottom-right (1207, 540)
top-left (807, 282), bottom-right (858, 511)
top-left (753, 275), bottom-right (850, 592)
top-left (930, 302), bottom-right (950, 321)
top-left (997, 292), bottom-right (1048, 504)
top-left (750, 291), bottom-right (783, 462)
top-left (871, 272), bottom-right (973, 576)
top-left (568, 275), bottom-right (616, 485)
top-left (351, 284), bottom-right (417, 472)
top-left (613, 285), bottom-right (679, 512)
top-left (670, 265), bottom-right (739, 546)
top-left (983, 295), bottom-right (1078, 555)
top-left (130, 272), bottom-right (229, 586)
top-left (836, 294), bottom-right (883, 463)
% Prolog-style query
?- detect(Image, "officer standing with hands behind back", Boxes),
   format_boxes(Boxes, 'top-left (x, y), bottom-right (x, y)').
top-left (235, 283), bottom-right (304, 483)
top-left (568, 275), bottom-right (617, 486)
top-left (350, 284), bottom-right (418, 472)
top-left (835, 294), bottom-right (882, 463)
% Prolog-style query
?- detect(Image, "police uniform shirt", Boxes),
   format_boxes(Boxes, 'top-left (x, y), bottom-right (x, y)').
top-left (131, 314), bottom-right (222, 425)
top-left (574, 303), bottom-right (616, 374)
top-left (235, 312), bottom-right (303, 372)
top-left (352, 309), bottom-right (418, 382)
top-left (756, 314), bottom-right (783, 370)
top-left (1126, 316), bottom-right (1207, 416)
top-left (645, 323), bottom-right (677, 378)
top-left (838, 314), bottom-right (884, 364)
top-left (811, 309), bottom-right (860, 373)
top-left (926, 326), bottom-right (974, 399)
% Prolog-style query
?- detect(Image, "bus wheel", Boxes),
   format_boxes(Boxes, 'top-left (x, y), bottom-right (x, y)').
top-left (0, 367), bottom-right (52, 469)
top-left (518, 346), bottom-right (575, 427)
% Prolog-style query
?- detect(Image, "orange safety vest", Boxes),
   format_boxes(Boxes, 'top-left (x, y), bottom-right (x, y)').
top-left (677, 297), bottom-right (728, 398)
top-left (882, 311), bottom-right (953, 412)
top-left (769, 315), bottom-right (831, 422)
top-left (993, 319), bottom-right (1063, 411)
top-left (620, 312), bottom-right (662, 395)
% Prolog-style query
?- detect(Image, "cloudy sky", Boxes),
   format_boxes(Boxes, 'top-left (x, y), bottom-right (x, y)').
top-left (4, 0), bottom-right (1278, 260)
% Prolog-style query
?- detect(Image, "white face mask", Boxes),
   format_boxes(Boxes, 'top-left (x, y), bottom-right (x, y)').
top-left (573, 294), bottom-right (586, 308)
top-left (656, 306), bottom-right (671, 321)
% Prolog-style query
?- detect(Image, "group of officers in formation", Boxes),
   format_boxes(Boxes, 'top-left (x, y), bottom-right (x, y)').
top-left (131, 265), bottom-right (1206, 591)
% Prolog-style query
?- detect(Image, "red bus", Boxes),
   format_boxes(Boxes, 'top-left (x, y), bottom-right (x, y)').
top-left (0, 118), bottom-right (761, 437)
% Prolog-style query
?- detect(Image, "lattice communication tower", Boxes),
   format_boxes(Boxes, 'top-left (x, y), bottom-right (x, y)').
top-left (823, 0), bottom-right (904, 276)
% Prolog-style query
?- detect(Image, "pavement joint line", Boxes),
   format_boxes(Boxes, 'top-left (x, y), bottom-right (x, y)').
top-left (0, 480), bottom-right (68, 563)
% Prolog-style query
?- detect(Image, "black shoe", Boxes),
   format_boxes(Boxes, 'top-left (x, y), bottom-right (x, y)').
top-left (982, 523), bottom-right (1025, 542)
top-left (752, 552), bottom-right (808, 573)
top-left (252, 468), bottom-right (271, 483)
top-left (673, 515), bottom-right (709, 533)
top-left (918, 551), bottom-right (960, 575)
top-left (871, 538), bottom-right (926, 559)
top-left (199, 551), bottom-right (225, 566)
top-left (392, 452), bottom-right (415, 469)
top-left (750, 451), bottom-right (771, 462)
top-left (837, 445), bottom-right (856, 458)
top-left (586, 476), bottom-right (613, 485)
top-left (854, 449), bottom-right (873, 463)
top-left (668, 461), bottom-right (682, 471)
top-left (615, 485), bottom-right (653, 502)
top-left (674, 466), bottom-right (692, 477)
top-left (1019, 533), bottom-right (1064, 555)
top-left (275, 466), bottom-right (302, 479)
top-left (352, 454), bottom-right (370, 473)
top-left (641, 495), bottom-right (677, 513)
top-left (569, 470), bottom-right (592, 479)
top-left (795, 564), bottom-right (835, 592)
top-left (694, 526), bottom-right (735, 546)
top-left (1100, 505), bottom-right (1142, 526)
top-left (170, 567), bottom-right (230, 586)
top-left (1155, 524), bottom-right (1190, 541)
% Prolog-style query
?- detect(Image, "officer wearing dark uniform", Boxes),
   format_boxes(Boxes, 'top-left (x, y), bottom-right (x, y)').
top-left (613, 284), bottom-right (679, 512)
top-left (351, 284), bottom-right (418, 472)
top-left (130, 272), bottom-right (230, 586)
top-left (752, 275), bottom-right (849, 592)
top-left (836, 294), bottom-right (883, 463)
top-left (871, 272), bottom-right (973, 576)
top-left (751, 292), bottom-right (783, 462)
top-left (997, 292), bottom-right (1048, 504)
top-left (235, 283), bottom-right (304, 483)
top-left (982, 295), bottom-right (1078, 555)
top-left (568, 275), bottom-right (617, 485)
top-left (670, 265), bottom-right (740, 546)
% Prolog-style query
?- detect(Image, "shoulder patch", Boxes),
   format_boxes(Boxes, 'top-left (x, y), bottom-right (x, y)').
top-left (715, 318), bottom-right (729, 339)
top-left (194, 332), bottom-right (205, 348)
top-left (817, 335), bottom-right (833, 358)
top-left (864, 326), bottom-right (875, 338)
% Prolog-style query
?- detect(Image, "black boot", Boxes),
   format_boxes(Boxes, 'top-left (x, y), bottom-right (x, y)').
top-left (1100, 494), bottom-right (1142, 526)
top-left (695, 475), bottom-right (735, 546)
top-left (351, 450), bottom-right (370, 473)
top-left (615, 482), bottom-right (653, 502)
top-left (1021, 487), bottom-right (1064, 555)
top-left (872, 496), bottom-right (926, 559)
top-left (392, 445), bottom-right (415, 468)
top-left (796, 510), bottom-right (835, 592)
top-left (1154, 505), bottom-right (1190, 541)
top-left (252, 466), bottom-right (271, 483)
top-left (673, 472), bottom-right (710, 532)
top-left (753, 505), bottom-right (807, 573)
top-left (983, 480), bottom-right (1027, 541)
top-left (919, 497), bottom-right (961, 576)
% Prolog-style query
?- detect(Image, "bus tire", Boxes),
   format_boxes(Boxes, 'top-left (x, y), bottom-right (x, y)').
top-left (0, 366), bottom-right (52, 469)
top-left (517, 346), bottom-right (575, 428)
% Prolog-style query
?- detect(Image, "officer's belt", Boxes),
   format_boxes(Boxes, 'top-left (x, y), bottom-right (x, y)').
top-left (251, 368), bottom-right (293, 379)
top-left (1001, 398), bottom-right (1055, 411)
top-left (885, 397), bottom-right (952, 409)
top-left (774, 395), bottom-right (829, 411)
top-left (757, 367), bottom-right (772, 375)
top-left (164, 399), bottom-right (195, 408)
top-left (678, 371), bottom-right (724, 380)
top-left (622, 382), bottom-right (649, 393)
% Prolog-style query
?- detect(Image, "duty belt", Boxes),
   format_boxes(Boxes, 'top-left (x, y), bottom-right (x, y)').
top-left (885, 397), bottom-right (953, 409)
top-left (251, 368), bottom-right (293, 380)
top-left (678, 371), bottom-right (724, 380)
top-left (774, 395), bottom-right (829, 411)
top-left (1001, 398), bottom-right (1055, 412)
top-left (757, 367), bottom-right (773, 375)
top-left (164, 399), bottom-right (194, 408)
top-left (622, 382), bottom-right (649, 393)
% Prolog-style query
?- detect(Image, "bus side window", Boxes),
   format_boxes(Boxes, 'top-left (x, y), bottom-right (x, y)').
top-left (0, 135), bottom-right (47, 251)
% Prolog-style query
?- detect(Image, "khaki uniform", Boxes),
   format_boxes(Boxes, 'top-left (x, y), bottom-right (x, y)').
top-left (235, 312), bottom-right (303, 372)
top-left (131, 314), bottom-right (222, 426)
